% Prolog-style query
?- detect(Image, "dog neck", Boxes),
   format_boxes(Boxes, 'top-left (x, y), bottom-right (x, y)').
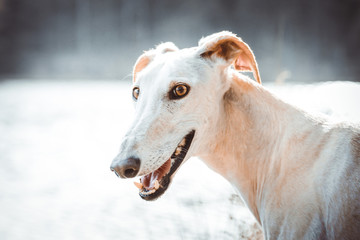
top-left (197, 72), bottom-right (325, 225)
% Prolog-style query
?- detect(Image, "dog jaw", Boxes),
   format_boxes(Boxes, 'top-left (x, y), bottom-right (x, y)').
top-left (135, 130), bottom-right (196, 200)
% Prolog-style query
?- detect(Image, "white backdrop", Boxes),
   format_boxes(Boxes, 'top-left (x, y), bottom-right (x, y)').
top-left (0, 80), bottom-right (359, 240)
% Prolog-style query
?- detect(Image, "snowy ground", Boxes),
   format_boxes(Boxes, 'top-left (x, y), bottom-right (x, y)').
top-left (0, 80), bottom-right (359, 240)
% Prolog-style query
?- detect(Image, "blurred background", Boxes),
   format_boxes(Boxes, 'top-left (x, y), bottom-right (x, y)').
top-left (0, 0), bottom-right (359, 82)
top-left (0, 1), bottom-right (360, 240)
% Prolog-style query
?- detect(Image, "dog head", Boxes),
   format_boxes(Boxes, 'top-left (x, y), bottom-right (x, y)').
top-left (110, 31), bottom-right (260, 200)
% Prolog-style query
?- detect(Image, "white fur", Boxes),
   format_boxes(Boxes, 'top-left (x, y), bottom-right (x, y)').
top-left (112, 31), bottom-right (360, 239)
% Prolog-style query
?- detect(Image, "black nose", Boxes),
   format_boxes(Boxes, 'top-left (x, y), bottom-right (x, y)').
top-left (110, 157), bottom-right (140, 178)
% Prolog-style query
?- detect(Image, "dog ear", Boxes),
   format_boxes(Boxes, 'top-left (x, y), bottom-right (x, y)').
top-left (155, 42), bottom-right (179, 54)
top-left (198, 31), bottom-right (261, 84)
top-left (133, 54), bottom-right (151, 82)
top-left (133, 42), bottom-right (179, 82)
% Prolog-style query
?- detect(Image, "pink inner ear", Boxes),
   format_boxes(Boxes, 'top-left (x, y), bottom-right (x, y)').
top-left (235, 57), bottom-right (252, 71)
top-left (234, 49), bottom-right (261, 84)
top-left (133, 56), bottom-right (150, 82)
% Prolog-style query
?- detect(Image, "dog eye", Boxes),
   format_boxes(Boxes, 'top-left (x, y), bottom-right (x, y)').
top-left (132, 87), bottom-right (140, 100)
top-left (170, 84), bottom-right (190, 99)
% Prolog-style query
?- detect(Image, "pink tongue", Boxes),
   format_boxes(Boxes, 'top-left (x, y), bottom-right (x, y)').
top-left (141, 159), bottom-right (171, 190)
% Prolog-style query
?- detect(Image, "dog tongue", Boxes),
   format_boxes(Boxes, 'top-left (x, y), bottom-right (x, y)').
top-left (141, 159), bottom-right (171, 190)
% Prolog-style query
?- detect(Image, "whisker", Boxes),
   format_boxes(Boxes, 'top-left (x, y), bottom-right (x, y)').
top-left (119, 72), bottom-right (133, 82)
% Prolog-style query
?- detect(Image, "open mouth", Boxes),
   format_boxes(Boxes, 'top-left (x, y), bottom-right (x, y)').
top-left (134, 130), bottom-right (195, 201)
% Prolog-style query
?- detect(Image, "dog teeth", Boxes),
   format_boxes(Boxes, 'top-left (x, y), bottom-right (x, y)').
top-left (179, 138), bottom-right (186, 147)
top-left (134, 181), bottom-right (143, 189)
top-left (154, 180), bottom-right (160, 190)
top-left (175, 147), bottom-right (182, 156)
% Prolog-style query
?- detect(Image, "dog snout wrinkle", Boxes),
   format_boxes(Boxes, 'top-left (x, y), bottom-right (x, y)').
top-left (110, 157), bottom-right (141, 179)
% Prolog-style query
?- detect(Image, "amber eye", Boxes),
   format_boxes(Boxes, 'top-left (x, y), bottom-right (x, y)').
top-left (170, 84), bottom-right (190, 99)
top-left (132, 87), bottom-right (140, 100)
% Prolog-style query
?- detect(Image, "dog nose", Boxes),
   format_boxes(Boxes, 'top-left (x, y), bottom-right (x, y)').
top-left (110, 157), bottom-right (140, 178)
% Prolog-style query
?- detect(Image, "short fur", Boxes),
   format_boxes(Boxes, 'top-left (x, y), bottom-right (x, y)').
top-left (111, 31), bottom-right (360, 239)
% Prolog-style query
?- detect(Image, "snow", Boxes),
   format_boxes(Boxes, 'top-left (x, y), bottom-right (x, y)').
top-left (0, 80), bottom-right (359, 240)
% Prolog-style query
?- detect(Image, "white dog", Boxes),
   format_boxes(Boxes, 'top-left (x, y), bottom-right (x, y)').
top-left (110, 31), bottom-right (360, 239)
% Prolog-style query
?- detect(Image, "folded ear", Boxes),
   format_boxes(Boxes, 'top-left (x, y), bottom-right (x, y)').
top-left (133, 54), bottom-right (151, 82)
top-left (155, 42), bottom-right (179, 54)
top-left (198, 31), bottom-right (261, 84)
top-left (133, 42), bottom-right (179, 82)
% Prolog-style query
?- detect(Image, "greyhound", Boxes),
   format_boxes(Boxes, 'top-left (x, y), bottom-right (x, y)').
top-left (110, 31), bottom-right (360, 239)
